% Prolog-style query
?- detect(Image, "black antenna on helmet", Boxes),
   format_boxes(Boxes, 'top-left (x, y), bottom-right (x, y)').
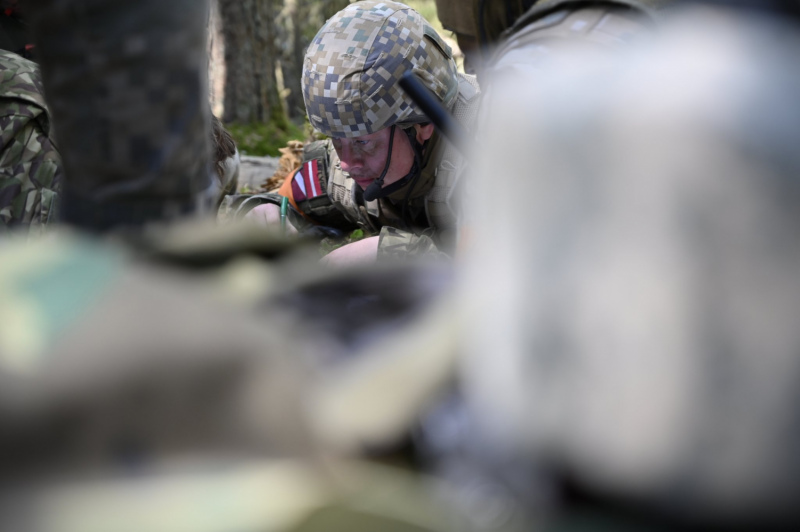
top-left (398, 72), bottom-right (477, 160)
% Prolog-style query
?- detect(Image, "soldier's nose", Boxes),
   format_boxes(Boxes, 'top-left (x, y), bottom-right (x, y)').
top-left (338, 149), bottom-right (361, 172)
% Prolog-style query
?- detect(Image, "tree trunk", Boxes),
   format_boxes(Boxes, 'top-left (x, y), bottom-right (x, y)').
top-left (280, 0), bottom-right (350, 120)
top-left (218, 0), bottom-right (285, 126)
top-left (279, 0), bottom-right (305, 119)
top-left (319, 0), bottom-right (350, 21)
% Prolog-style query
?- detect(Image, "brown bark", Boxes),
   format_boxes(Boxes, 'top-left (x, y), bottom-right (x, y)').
top-left (278, 0), bottom-right (306, 119)
top-left (218, 0), bottom-right (285, 125)
top-left (280, 0), bottom-right (350, 120)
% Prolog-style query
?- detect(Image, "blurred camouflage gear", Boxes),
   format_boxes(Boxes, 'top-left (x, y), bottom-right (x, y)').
top-left (433, 0), bottom-right (668, 76)
top-left (25, 0), bottom-right (213, 231)
top-left (2, 459), bottom-right (470, 532)
top-left (0, 222), bottom-right (473, 532)
top-left (485, 0), bottom-right (658, 78)
top-left (0, 229), bottom-right (310, 475)
top-left (435, 0), bottom-right (480, 37)
top-left (433, 0), bottom-right (483, 74)
top-left (376, 226), bottom-right (444, 261)
top-left (0, 49), bottom-right (62, 232)
top-left (461, 3), bottom-right (800, 527)
top-left (302, 0), bottom-right (459, 138)
top-left (471, 0), bottom-right (667, 46)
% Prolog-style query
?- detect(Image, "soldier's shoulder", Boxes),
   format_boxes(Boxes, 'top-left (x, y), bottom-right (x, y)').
top-left (0, 49), bottom-right (47, 110)
top-left (303, 138), bottom-right (339, 190)
top-left (302, 138), bottom-right (333, 162)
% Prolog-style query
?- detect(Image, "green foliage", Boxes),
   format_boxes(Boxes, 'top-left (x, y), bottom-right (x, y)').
top-left (319, 228), bottom-right (368, 256)
top-left (226, 120), bottom-right (305, 157)
top-left (403, 0), bottom-right (445, 36)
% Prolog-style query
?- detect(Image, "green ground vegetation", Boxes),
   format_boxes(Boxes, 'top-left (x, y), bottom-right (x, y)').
top-left (319, 228), bottom-right (368, 256)
top-left (227, 120), bottom-right (305, 157)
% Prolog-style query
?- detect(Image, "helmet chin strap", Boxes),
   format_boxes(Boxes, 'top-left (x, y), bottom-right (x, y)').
top-left (362, 125), bottom-right (425, 202)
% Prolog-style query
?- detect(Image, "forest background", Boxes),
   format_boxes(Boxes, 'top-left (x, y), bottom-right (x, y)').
top-left (208, 0), bottom-right (452, 157)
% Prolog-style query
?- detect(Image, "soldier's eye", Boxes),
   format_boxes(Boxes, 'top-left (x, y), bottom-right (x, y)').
top-left (356, 140), bottom-right (369, 146)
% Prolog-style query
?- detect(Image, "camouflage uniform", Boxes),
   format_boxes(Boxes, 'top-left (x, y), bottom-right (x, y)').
top-left (0, 50), bottom-right (62, 232)
top-left (224, 1), bottom-right (480, 259)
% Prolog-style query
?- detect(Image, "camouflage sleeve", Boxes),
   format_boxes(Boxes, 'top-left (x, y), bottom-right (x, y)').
top-left (376, 226), bottom-right (450, 261)
top-left (0, 107), bottom-right (62, 233)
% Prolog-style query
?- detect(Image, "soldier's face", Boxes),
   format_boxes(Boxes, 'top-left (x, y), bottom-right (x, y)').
top-left (332, 124), bottom-right (434, 191)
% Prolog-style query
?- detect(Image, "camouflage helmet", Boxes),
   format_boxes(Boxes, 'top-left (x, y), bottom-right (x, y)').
top-left (302, 0), bottom-right (459, 138)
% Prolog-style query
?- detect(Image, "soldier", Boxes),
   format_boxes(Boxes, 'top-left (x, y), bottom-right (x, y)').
top-left (230, 1), bottom-right (481, 264)
top-left (0, 49), bottom-right (63, 233)
top-left (454, 0), bottom-right (800, 528)
top-left (435, 0), bottom-right (669, 78)
top-left (433, 0), bottom-right (482, 74)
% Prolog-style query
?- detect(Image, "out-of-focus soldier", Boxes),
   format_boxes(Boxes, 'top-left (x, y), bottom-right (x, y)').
top-left (226, 1), bottom-right (480, 264)
top-left (0, 49), bottom-right (62, 233)
top-left (436, 0), bottom-right (670, 76)
top-left (454, 0), bottom-right (800, 528)
top-left (434, 0), bottom-right (482, 73)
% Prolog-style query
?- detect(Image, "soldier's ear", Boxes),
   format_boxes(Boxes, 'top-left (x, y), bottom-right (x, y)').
top-left (414, 123), bottom-right (435, 143)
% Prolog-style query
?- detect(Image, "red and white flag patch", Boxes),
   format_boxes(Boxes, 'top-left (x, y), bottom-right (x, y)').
top-left (291, 159), bottom-right (324, 202)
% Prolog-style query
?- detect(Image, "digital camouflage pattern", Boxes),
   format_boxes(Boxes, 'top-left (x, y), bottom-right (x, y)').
top-left (377, 226), bottom-right (443, 261)
top-left (0, 50), bottom-right (62, 232)
top-left (302, 0), bottom-right (460, 138)
top-left (0, 225), bottom-right (469, 532)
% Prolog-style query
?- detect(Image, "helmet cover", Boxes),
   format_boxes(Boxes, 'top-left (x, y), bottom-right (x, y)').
top-left (302, 0), bottom-right (459, 138)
